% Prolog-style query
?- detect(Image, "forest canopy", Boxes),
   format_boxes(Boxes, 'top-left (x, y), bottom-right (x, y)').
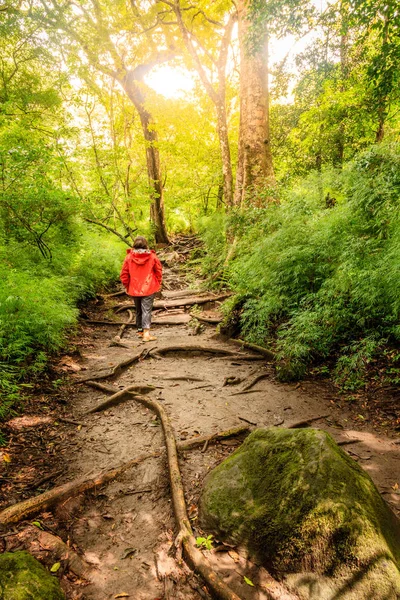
top-left (1, 0), bottom-right (400, 428)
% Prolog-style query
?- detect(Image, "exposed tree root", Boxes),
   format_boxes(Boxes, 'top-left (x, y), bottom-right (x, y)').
top-left (229, 338), bottom-right (275, 361)
top-left (87, 314), bottom-right (192, 326)
top-left (178, 425), bottom-right (250, 451)
top-left (113, 309), bottom-right (133, 343)
top-left (0, 451), bottom-right (159, 526)
top-left (242, 373), bottom-right (270, 391)
top-left (164, 376), bottom-right (204, 382)
top-left (190, 312), bottom-right (222, 324)
top-left (104, 289), bottom-right (127, 298)
top-left (288, 414), bottom-right (330, 429)
top-left (114, 292), bottom-right (231, 313)
top-left (84, 383), bottom-right (156, 414)
top-left (149, 344), bottom-right (250, 358)
top-left (163, 289), bottom-right (203, 299)
top-left (230, 390), bottom-right (263, 396)
top-left (0, 425), bottom-right (248, 527)
top-left (122, 392), bottom-right (244, 600)
top-left (74, 348), bottom-right (151, 383)
top-left (223, 376), bottom-right (244, 387)
top-left (36, 529), bottom-right (92, 579)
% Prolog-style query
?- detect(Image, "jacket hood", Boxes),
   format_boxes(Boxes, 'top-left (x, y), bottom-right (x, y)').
top-left (127, 248), bottom-right (154, 265)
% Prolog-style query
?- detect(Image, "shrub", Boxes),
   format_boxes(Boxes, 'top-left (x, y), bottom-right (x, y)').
top-left (200, 143), bottom-right (400, 387)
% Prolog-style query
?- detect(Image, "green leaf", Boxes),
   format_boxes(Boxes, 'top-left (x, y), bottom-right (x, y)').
top-left (50, 562), bottom-right (61, 573)
top-left (243, 576), bottom-right (255, 587)
top-left (31, 521), bottom-right (44, 530)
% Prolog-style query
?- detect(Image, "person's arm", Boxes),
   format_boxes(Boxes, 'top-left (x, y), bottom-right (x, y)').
top-left (120, 257), bottom-right (130, 290)
top-left (153, 254), bottom-right (163, 286)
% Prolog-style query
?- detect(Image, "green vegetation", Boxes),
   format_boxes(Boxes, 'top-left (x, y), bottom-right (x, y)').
top-left (0, 551), bottom-right (65, 599)
top-left (198, 143), bottom-right (400, 386)
top-left (2, 0), bottom-right (400, 429)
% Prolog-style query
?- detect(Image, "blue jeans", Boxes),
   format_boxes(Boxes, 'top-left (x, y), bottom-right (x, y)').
top-left (133, 294), bottom-right (155, 330)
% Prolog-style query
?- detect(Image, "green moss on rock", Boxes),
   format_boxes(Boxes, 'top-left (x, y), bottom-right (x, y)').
top-left (199, 428), bottom-right (400, 599)
top-left (0, 551), bottom-right (65, 600)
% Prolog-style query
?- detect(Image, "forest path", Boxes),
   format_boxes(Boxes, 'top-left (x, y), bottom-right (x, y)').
top-left (2, 242), bottom-right (400, 600)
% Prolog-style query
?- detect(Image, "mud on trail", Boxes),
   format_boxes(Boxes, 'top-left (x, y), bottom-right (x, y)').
top-left (1, 241), bottom-right (400, 600)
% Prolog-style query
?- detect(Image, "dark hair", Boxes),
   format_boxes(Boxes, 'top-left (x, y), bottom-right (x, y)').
top-left (133, 236), bottom-right (149, 250)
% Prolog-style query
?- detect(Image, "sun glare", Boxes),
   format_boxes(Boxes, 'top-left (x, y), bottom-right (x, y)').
top-left (145, 66), bottom-right (195, 99)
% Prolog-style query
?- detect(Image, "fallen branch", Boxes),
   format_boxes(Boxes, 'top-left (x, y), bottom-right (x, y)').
top-left (114, 293), bottom-right (231, 314)
top-left (287, 414), bottom-right (330, 429)
top-left (242, 373), bottom-right (270, 392)
top-left (84, 383), bottom-right (156, 414)
top-left (114, 309), bottom-right (133, 342)
top-left (229, 338), bottom-right (275, 361)
top-left (74, 348), bottom-right (150, 383)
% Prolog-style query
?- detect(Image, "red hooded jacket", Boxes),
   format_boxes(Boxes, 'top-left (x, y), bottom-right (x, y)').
top-left (120, 249), bottom-right (162, 297)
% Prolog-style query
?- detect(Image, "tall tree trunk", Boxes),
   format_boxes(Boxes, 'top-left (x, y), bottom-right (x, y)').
top-left (216, 101), bottom-right (234, 207)
top-left (122, 71), bottom-right (169, 244)
top-left (235, 0), bottom-right (275, 207)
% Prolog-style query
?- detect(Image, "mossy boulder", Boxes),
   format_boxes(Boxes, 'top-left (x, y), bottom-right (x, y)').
top-left (0, 551), bottom-right (65, 600)
top-left (199, 428), bottom-right (400, 599)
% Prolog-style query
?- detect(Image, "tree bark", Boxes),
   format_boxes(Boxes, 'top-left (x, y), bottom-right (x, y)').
top-left (122, 69), bottom-right (169, 244)
top-left (234, 0), bottom-right (275, 206)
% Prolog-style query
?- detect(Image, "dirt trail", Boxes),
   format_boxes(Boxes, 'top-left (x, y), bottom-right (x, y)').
top-left (2, 246), bottom-right (400, 600)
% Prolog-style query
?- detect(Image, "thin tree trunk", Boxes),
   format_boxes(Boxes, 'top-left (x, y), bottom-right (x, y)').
top-left (168, 1), bottom-right (235, 207)
top-left (122, 71), bottom-right (169, 244)
top-left (236, 0), bottom-right (275, 206)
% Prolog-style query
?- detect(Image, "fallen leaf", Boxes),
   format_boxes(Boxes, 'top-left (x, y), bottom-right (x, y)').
top-left (392, 482), bottom-right (399, 491)
top-left (50, 562), bottom-right (61, 573)
top-left (243, 576), bottom-right (255, 587)
top-left (2, 453), bottom-right (11, 463)
top-left (115, 594), bottom-right (130, 598)
top-left (32, 521), bottom-right (44, 530)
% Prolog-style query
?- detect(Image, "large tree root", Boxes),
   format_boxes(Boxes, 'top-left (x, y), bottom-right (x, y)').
top-left (123, 392), bottom-right (244, 600)
top-left (229, 339), bottom-right (275, 361)
top-left (0, 426), bottom-right (249, 527)
top-left (148, 344), bottom-right (255, 359)
top-left (114, 293), bottom-right (231, 314)
top-left (84, 383), bottom-right (156, 414)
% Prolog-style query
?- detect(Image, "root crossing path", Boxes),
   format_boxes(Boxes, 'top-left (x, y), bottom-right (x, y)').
top-left (3, 246), bottom-right (400, 600)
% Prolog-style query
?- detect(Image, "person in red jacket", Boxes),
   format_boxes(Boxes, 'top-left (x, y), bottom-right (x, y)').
top-left (120, 236), bottom-right (162, 342)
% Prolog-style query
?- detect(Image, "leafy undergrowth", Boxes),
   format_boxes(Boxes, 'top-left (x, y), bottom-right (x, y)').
top-left (0, 230), bottom-right (124, 439)
top-left (197, 143), bottom-right (400, 403)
